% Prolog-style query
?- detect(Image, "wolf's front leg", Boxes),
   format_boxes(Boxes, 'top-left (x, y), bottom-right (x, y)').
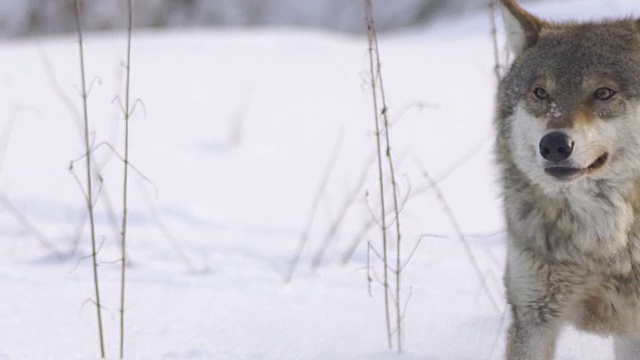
top-left (507, 313), bottom-right (560, 360)
top-left (504, 247), bottom-right (576, 360)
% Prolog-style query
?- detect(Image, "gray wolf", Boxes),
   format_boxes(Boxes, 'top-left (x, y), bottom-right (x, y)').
top-left (496, 0), bottom-right (640, 358)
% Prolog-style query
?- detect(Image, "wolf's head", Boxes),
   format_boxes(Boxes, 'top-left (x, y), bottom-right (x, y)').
top-left (497, 0), bottom-right (640, 193)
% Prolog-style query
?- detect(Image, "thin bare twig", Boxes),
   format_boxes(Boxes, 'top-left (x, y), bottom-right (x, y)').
top-left (417, 161), bottom-right (501, 314)
top-left (309, 152), bottom-right (375, 272)
top-left (364, 0), bottom-right (393, 350)
top-left (119, 0), bottom-right (133, 358)
top-left (400, 234), bottom-right (445, 272)
top-left (39, 46), bottom-right (121, 256)
top-left (0, 193), bottom-right (63, 256)
top-left (69, 236), bottom-right (108, 274)
top-left (228, 89), bottom-right (252, 148)
top-left (37, 46), bottom-right (84, 138)
top-left (69, 141), bottom-right (159, 198)
top-left (340, 181), bottom-right (410, 266)
top-left (341, 216), bottom-right (377, 265)
top-left (489, 308), bottom-right (509, 359)
top-left (489, 0), bottom-right (502, 83)
top-left (368, 242), bottom-right (386, 264)
top-left (73, 1), bottom-right (105, 356)
top-left (399, 286), bottom-right (414, 325)
top-left (138, 181), bottom-right (200, 273)
top-left (366, 1), bottom-right (405, 350)
top-left (287, 129), bottom-right (344, 282)
top-left (113, 96), bottom-right (147, 121)
top-left (388, 100), bottom-right (434, 128)
top-left (367, 241), bottom-right (373, 296)
top-left (80, 298), bottom-right (115, 319)
top-left (0, 106), bottom-right (29, 171)
top-left (341, 133), bottom-right (491, 264)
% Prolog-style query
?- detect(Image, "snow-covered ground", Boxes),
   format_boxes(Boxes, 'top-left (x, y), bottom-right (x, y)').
top-left (1, 1), bottom-right (638, 359)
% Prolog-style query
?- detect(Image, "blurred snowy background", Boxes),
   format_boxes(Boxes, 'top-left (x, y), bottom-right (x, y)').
top-left (0, 0), bottom-right (549, 36)
top-left (2, 0), bottom-right (638, 359)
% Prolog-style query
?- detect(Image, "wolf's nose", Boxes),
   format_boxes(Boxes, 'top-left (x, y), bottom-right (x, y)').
top-left (539, 131), bottom-right (574, 162)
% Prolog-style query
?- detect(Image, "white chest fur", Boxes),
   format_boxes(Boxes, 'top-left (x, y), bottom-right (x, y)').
top-left (560, 180), bottom-right (634, 258)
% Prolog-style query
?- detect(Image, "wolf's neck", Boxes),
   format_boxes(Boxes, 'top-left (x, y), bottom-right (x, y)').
top-left (557, 180), bottom-right (635, 257)
top-left (507, 174), bottom-right (640, 271)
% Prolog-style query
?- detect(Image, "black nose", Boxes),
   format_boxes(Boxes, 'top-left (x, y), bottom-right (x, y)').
top-left (539, 131), bottom-right (574, 162)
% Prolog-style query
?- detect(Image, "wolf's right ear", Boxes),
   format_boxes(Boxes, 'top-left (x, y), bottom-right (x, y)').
top-left (500, 0), bottom-right (547, 56)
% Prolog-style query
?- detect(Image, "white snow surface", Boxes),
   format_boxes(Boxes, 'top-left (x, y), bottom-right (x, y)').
top-left (1, 1), bottom-right (638, 359)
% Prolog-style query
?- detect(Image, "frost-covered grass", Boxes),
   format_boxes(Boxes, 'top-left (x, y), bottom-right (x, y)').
top-left (1, 1), bottom-right (638, 359)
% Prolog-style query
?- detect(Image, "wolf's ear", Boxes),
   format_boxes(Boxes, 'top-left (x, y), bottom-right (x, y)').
top-left (500, 0), bottom-right (547, 55)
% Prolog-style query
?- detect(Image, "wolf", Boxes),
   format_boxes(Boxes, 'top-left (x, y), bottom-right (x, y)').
top-left (495, 0), bottom-right (640, 359)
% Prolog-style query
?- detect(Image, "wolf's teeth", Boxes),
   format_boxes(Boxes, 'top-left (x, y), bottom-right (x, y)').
top-left (587, 153), bottom-right (608, 171)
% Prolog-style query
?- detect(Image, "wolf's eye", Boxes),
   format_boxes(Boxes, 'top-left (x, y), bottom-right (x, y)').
top-left (595, 87), bottom-right (616, 101)
top-left (533, 87), bottom-right (549, 100)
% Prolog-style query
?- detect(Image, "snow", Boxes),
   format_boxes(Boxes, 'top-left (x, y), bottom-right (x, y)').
top-left (1, 1), bottom-right (638, 359)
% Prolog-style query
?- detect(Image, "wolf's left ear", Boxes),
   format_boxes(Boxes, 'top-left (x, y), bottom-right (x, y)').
top-left (500, 0), bottom-right (548, 56)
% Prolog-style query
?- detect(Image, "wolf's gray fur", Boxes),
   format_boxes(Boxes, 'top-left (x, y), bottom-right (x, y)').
top-left (496, 1), bottom-right (640, 359)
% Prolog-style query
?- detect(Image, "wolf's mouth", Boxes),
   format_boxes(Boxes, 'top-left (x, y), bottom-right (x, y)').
top-left (586, 153), bottom-right (608, 172)
top-left (544, 153), bottom-right (609, 180)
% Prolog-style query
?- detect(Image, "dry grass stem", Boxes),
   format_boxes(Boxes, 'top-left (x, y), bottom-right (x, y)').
top-left (73, 0), bottom-right (105, 356)
top-left (287, 130), bottom-right (344, 282)
top-left (119, 0), bottom-right (134, 358)
top-left (364, 0), bottom-right (394, 350)
top-left (417, 162), bottom-right (501, 313)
